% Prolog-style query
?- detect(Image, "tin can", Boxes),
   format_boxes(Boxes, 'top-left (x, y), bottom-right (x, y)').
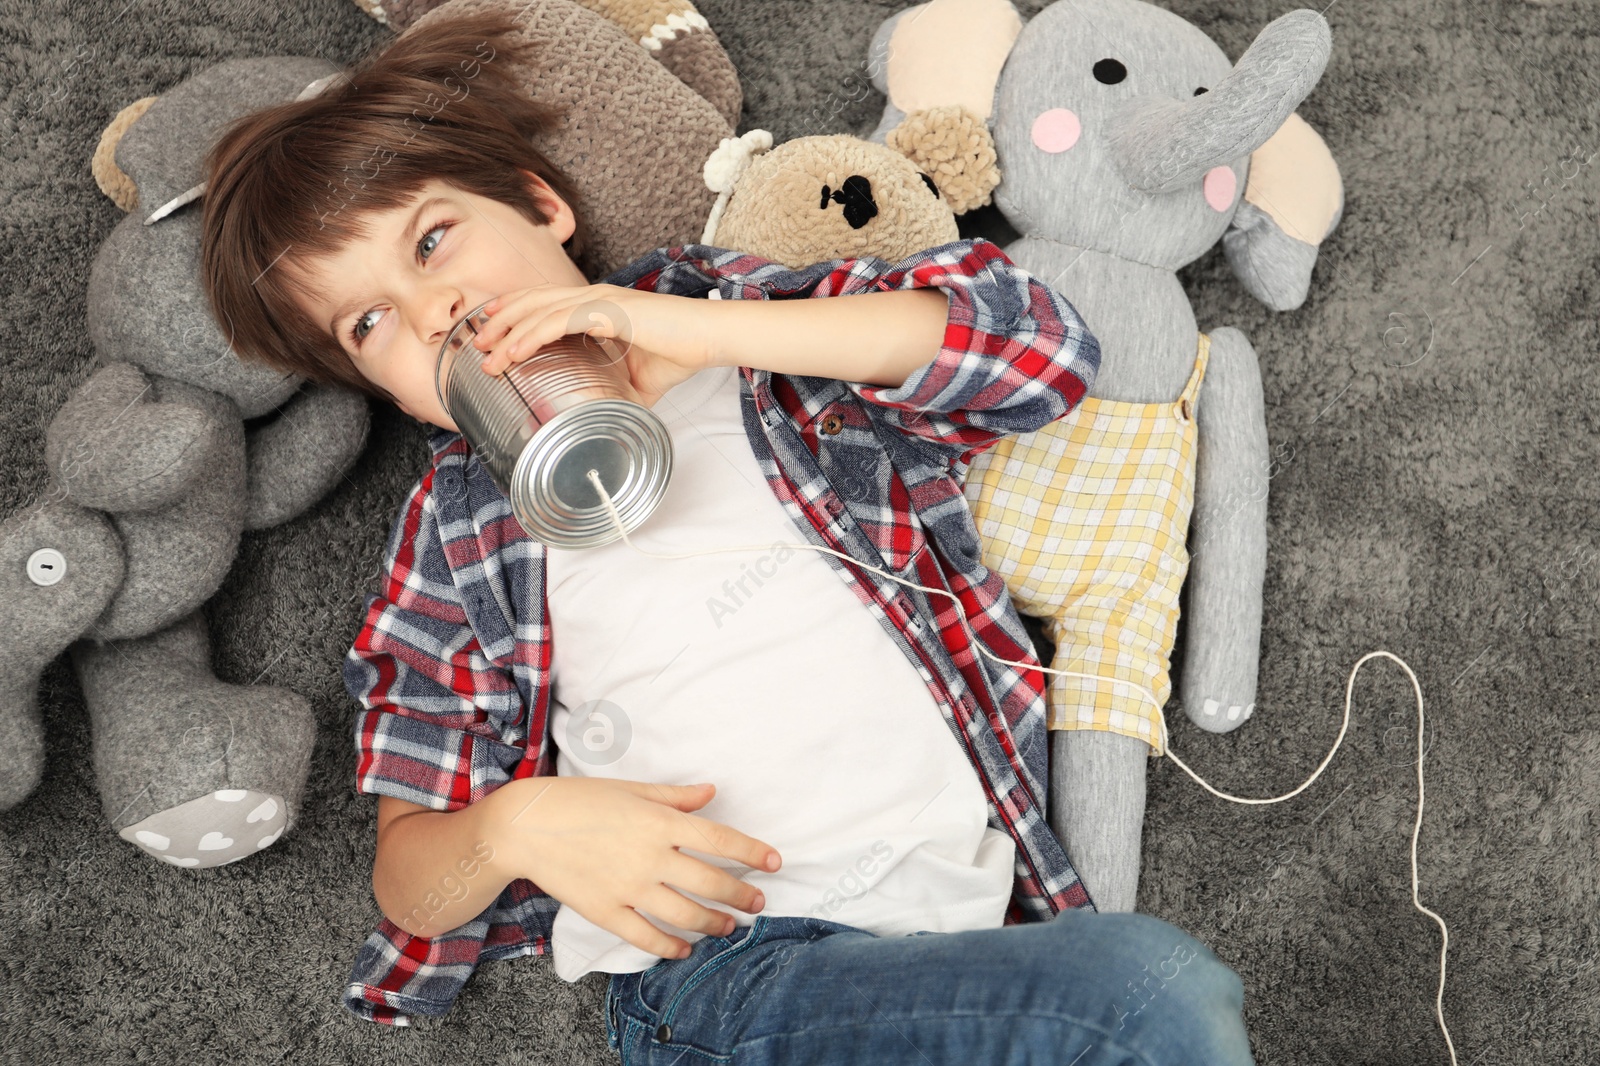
top-left (436, 301), bottom-right (674, 549)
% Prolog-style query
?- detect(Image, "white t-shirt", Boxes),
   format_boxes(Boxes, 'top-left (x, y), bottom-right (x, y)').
top-left (543, 359), bottom-right (1016, 982)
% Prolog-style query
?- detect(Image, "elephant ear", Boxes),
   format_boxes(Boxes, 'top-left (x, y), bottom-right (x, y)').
top-left (1223, 111), bottom-right (1344, 312)
top-left (864, 0), bottom-right (1023, 215)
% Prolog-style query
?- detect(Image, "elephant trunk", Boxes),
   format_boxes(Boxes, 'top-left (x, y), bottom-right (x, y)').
top-left (1104, 8), bottom-right (1332, 194)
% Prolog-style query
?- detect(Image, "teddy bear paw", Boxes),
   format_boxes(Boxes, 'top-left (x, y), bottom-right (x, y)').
top-left (119, 788), bottom-right (289, 869)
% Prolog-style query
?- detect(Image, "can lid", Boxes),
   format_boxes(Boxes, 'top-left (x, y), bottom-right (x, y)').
top-left (510, 399), bottom-right (673, 549)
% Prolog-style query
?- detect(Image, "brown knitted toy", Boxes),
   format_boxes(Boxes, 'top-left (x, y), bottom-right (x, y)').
top-left (352, 0), bottom-right (740, 150)
top-left (700, 129), bottom-right (960, 270)
top-left (358, 0), bottom-right (741, 279)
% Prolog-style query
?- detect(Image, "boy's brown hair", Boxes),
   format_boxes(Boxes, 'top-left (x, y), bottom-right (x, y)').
top-left (200, 10), bottom-right (591, 407)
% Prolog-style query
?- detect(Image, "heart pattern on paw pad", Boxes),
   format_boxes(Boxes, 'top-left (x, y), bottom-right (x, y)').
top-left (120, 788), bottom-right (290, 869)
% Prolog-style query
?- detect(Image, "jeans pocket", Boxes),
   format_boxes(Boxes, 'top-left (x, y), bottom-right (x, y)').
top-left (634, 929), bottom-right (740, 1017)
top-left (627, 917), bottom-right (771, 1058)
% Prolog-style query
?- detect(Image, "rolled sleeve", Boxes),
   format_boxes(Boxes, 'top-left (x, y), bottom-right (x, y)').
top-left (344, 468), bottom-right (527, 812)
top-left (840, 239), bottom-right (1101, 469)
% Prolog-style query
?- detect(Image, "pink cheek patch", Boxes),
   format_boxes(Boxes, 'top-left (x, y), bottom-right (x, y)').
top-left (1031, 108), bottom-right (1081, 153)
top-left (1203, 165), bottom-right (1237, 211)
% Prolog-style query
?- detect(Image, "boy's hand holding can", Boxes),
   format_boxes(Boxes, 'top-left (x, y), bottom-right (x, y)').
top-left (471, 283), bottom-right (717, 409)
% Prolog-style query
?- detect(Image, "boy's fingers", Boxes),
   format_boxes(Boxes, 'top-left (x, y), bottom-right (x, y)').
top-left (636, 781), bottom-right (714, 811)
top-left (677, 812), bottom-right (782, 873)
top-left (478, 285), bottom-right (585, 341)
top-left (643, 884), bottom-right (738, 937)
top-left (480, 309), bottom-right (591, 373)
top-left (664, 852), bottom-right (767, 916)
top-left (599, 906), bottom-right (691, 961)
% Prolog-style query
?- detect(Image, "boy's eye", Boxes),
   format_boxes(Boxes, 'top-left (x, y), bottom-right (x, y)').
top-left (346, 219), bottom-right (453, 349)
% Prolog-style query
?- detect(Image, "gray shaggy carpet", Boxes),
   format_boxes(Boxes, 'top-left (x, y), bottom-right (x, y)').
top-left (2, 0), bottom-right (1597, 1063)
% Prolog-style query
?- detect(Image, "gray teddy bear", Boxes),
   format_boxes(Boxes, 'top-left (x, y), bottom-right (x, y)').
top-left (2, 0), bottom-right (747, 872)
top-left (0, 58), bottom-right (370, 868)
top-left (867, 0), bottom-right (1345, 911)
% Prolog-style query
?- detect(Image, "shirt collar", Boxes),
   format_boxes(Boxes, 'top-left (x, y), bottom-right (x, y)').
top-left (427, 424), bottom-right (464, 462)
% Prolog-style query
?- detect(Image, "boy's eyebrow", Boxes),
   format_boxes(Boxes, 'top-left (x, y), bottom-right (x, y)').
top-left (326, 195), bottom-right (454, 338)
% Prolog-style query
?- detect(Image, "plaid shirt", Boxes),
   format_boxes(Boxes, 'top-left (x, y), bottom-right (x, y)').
top-left (340, 238), bottom-right (1102, 1026)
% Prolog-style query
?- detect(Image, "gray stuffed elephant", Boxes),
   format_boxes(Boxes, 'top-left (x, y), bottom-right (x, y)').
top-left (0, 58), bottom-right (372, 868)
top-left (867, 0), bottom-right (1344, 911)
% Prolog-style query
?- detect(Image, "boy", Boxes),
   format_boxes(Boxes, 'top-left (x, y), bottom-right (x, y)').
top-left (200, 11), bottom-right (1253, 1063)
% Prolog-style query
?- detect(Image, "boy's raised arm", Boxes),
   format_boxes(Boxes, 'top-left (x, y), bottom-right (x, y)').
top-left (617, 238), bottom-right (1102, 471)
top-left (703, 286), bottom-right (951, 387)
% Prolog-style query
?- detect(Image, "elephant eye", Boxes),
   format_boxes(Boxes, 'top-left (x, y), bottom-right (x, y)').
top-left (1092, 58), bottom-right (1127, 84)
top-left (1194, 86), bottom-right (1209, 96)
top-left (919, 173), bottom-right (941, 198)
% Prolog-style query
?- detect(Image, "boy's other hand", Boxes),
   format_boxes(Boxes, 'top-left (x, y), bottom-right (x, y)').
top-left (471, 284), bottom-right (716, 408)
top-left (484, 777), bottom-right (780, 961)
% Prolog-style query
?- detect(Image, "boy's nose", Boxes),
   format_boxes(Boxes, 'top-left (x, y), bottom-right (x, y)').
top-left (427, 291), bottom-right (470, 348)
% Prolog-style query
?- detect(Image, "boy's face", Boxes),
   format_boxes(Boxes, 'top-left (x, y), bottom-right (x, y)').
top-left (289, 171), bottom-right (587, 430)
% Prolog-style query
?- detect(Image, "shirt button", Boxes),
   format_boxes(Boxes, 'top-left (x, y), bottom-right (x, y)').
top-left (655, 1023), bottom-right (672, 1042)
top-left (820, 414), bottom-right (844, 435)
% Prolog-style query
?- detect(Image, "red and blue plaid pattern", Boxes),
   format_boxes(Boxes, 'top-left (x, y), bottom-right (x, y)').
top-left (340, 239), bottom-right (1102, 1025)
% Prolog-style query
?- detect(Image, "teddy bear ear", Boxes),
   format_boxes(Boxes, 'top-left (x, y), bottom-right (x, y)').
top-left (700, 130), bottom-right (775, 244)
top-left (1223, 111), bottom-right (1345, 311)
top-left (95, 57), bottom-right (343, 225)
top-left (886, 105), bottom-right (999, 216)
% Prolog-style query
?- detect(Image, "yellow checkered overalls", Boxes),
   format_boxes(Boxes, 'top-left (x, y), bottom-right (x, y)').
top-left (963, 333), bottom-right (1212, 757)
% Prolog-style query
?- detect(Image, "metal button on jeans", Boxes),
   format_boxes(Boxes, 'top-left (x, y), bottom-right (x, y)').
top-left (655, 1022), bottom-right (672, 1042)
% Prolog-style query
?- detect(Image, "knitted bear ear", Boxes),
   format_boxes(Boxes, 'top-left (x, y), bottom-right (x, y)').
top-left (703, 129), bottom-right (774, 193)
top-left (885, 104), bottom-right (998, 216)
top-left (700, 129), bottom-right (774, 244)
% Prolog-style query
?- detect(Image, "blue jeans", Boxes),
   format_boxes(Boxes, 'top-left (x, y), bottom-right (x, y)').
top-left (604, 907), bottom-right (1253, 1065)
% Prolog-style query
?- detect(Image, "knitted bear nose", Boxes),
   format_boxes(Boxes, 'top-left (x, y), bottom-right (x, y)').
top-left (819, 175), bottom-right (878, 229)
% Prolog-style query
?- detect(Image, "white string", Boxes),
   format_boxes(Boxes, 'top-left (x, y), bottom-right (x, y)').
top-left (583, 468), bottom-right (1457, 1065)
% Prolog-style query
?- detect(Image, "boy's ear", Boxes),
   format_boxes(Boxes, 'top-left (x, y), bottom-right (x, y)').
top-left (521, 169), bottom-right (578, 243)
